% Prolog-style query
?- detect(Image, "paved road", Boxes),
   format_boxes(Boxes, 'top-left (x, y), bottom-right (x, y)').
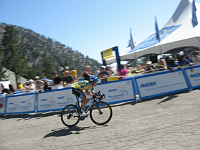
top-left (0, 89), bottom-right (200, 150)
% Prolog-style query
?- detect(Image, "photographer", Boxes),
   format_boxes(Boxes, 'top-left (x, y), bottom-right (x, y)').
top-left (23, 79), bottom-right (35, 92)
top-left (145, 61), bottom-right (156, 73)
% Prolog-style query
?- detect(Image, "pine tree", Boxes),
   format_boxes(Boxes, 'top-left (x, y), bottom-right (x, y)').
top-left (1, 25), bottom-right (28, 85)
top-left (42, 57), bottom-right (54, 79)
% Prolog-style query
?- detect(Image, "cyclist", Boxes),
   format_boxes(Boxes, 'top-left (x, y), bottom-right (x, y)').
top-left (72, 76), bottom-right (99, 117)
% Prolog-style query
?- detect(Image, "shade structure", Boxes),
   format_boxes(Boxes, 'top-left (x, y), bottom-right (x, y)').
top-left (106, 0), bottom-right (200, 64)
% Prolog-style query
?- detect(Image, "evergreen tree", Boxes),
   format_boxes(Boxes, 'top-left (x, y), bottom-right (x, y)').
top-left (1, 25), bottom-right (28, 85)
top-left (42, 57), bottom-right (54, 79)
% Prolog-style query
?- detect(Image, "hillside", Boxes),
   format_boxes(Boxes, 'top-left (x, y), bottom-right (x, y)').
top-left (0, 23), bottom-right (101, 79)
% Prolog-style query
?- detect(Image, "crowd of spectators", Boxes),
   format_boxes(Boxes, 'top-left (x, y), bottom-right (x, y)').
top-left (143, 50), bottom-right (200, 73)
top-left (1, 50), bottom-right (200, 95)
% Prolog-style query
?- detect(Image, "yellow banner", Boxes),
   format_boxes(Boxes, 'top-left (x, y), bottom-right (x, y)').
top-left (102, 48), bottom-right (113, 59)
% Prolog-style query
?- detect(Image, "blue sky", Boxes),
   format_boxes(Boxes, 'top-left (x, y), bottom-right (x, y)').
top-left (0, 0), bottom-right (199, 64)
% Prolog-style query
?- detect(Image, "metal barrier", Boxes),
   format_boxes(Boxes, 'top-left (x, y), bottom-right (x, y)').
top-left (1, 64), bottom-right (200, 115)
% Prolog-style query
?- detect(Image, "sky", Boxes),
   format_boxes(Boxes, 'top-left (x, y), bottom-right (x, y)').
top-left (0, 0), bottom-right (199, 65)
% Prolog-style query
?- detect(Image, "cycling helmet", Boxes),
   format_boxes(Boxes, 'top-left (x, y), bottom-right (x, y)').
top-left (89, 76), bottom-right (99, 83)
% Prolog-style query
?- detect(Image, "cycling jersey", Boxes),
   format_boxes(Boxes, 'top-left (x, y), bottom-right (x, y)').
top-left (73, 80), bottom-right (94, 92)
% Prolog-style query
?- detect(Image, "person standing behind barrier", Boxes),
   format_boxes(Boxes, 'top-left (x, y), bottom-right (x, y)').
top-left (23, 79), bottom-right (35, 92)
top-left (117, 64), bottom-right (127, 79)
top-left (17, 82), bottom-right (23, 90)
top-left (98, 66), bottom-right (110, 82)
top-left (70, 68), bottom-right (77, 79)
top-left (43, 78), bottom-right (51, 91)
top-left (178, 55), bottom-right (193, 72)
top-left (167, 59), bottom-right (178, 72)
top-left (157, 58), bottom-right (167, 70)
top-left (107, 66), bottom-right (114, 75)
top-left (52, 72), bottom-right (63, 89)
top-left (8, 84), bottom-right (15, 94)
top-left (145, 61), bottom-right (156, 73)
top-left (80, 66), bottom-right (93, 81)
top-left (1, 84), bottom-right (10, 94)
top-left (62, 71), bottom-right (74, 87)
top-left (35, 76), bottom-right (44, 91)
top-left (192, 51), bottom-right (200, 63)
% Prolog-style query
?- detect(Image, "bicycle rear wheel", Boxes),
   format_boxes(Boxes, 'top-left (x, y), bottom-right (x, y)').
top-left (61, 104), bottom-right (80, 127)
top-left (90, 101), bottom-right (112, 125)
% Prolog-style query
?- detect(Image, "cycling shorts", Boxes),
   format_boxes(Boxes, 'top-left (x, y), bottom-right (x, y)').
top-left (72, 88), bottom-right (85, 98)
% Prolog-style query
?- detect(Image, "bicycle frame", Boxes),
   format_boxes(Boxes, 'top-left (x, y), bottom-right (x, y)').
top-left (75, 94), bottom-right (103, 114)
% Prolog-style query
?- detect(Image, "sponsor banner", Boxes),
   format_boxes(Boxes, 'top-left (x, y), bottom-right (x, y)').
top-left (37, 88), bottom-right (76, 112)
top-left (5, 93), bottom-right (36, 114)
top-left (135, 70), bottom-right (189, 99)
top-left (184, 64), bottom-right (200, 89)
top-left (0, 94), bottom-right (6, 114)
top-left (93, 78), bottom-right (135, 105)
top-left (102, 48), bottom-right (113, 59)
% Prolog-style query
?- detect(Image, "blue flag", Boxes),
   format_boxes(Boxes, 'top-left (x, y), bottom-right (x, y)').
top-left (155, 16), bottom-right (160, 42)
top-left (192, 0), bottom-right (198, 27)
top-left (129, 28), bottom-right (135, 49)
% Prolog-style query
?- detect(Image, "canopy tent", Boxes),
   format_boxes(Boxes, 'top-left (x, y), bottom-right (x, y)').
top-left (106, 0), bottom-right (200, 65)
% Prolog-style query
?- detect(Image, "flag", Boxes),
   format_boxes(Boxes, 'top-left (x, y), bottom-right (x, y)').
top-left (128, 28), bottom-right (135, 49)
top-left (155, 16), bottom-right (160, 42)
top-left (192, 0), bottom-right (198, 27)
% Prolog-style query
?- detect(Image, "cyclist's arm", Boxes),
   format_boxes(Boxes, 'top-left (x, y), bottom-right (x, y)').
top-left (85, 89), bottom-right (94, 96)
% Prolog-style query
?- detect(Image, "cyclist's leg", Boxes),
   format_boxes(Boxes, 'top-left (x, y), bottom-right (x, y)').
top-left (80, 94), bottom-right (89, 109)
top-left (72, 88), bottom-right (88, 109)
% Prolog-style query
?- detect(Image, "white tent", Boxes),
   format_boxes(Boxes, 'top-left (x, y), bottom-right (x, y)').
top-left (106, 0), bottom-right (200, 64)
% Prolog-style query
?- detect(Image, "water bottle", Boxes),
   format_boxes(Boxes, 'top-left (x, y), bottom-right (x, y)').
top-left (136, 95), bottom-right (141, 102)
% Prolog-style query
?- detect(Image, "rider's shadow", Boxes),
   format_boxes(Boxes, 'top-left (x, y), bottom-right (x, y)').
top-left (43, 125), bottom-right (106, 138)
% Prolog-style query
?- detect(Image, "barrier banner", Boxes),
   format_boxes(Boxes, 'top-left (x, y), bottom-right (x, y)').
top-left (0, 94), bottom-right (6, 114)
top-left (135, 69), bottom-right (190, 99)
top-left (93, 78), bottom-right (136, 105)
top-left (184, 64), bottom-right (200, 89)
top-left (5, 93), bottom-right (36, 114)
top-left (37, 88), bottom-right (76, 112)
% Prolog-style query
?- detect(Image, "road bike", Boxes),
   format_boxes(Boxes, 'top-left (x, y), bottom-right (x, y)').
top-left (61, 91), bottom-right (112, 127)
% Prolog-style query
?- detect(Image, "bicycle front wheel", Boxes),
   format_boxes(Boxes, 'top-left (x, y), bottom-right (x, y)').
top-left (90, 101), bottom-right (112, 125)
top-left (61, 104), bottom-right (80, 127)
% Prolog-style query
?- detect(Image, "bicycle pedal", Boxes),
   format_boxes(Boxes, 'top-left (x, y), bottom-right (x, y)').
top-left (79, 116), bottom-right (86, 121)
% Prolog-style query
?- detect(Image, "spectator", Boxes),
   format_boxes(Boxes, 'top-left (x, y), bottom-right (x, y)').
top-left (178, 55), bottom-right (193, 72)
top-left (1, 84), bottom-right (10, 94)
top-left (70, 68), bottom-right (77, 79)
top-left (17, 82), bottom-right (23, 90)
top-left (35, 76), bottom-right (44, 91)
top-left (167, 59), bottom-right (178, 72)
top-left (165, 56), bottom-right (171, 65)
top-left (98, 66), bottom-right (110, 82)
top-left (23, 79), bottom-right (36, 92)
top-left (192, 51), bottom-right (200, 63)
top-left (62, 71), bottom-right (74, 87)
top-left (42, 78), bottom-right (51, 91)
top-left (145, 61), bottom-right (156, 73)
top-left (157, 58), bottom-right (167, 70)
top-left (117, 64), bottom-right (128, 79)
top-left (94, 69), bottom-right (100, 76)
top-left (52, 72), bottom-right (63, 89)
top-left (184, 51), bottom-right (191, 61)
top-left (107, 66), bottom-right (114, 75)
top-left (80, 66), bottom-right (93, 80)
top-left (9, 84), bottom-right (15, 94)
